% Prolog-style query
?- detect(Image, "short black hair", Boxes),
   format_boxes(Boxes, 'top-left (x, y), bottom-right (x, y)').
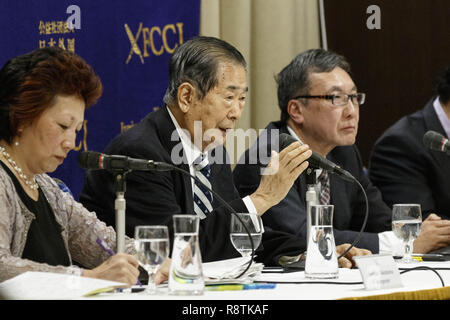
top-left (437, 65), bottom-right (450, 105)
top-left (163, 36), bottom-right (247, 106)
top-left (276, 49), bottom-right (351, 123)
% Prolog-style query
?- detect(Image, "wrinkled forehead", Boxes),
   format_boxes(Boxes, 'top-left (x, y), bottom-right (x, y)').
top-left (213, 62), bottom-right (248, 92)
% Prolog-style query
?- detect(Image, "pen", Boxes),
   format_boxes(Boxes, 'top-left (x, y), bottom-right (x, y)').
top-left (412, 253), bottom-right (445, 261)
top-left (96, 237), bottom-right (116, 256)
top-left (205, 283), bottom-right (276, 291)
top-left (96, 237), bottom-right (142, 286)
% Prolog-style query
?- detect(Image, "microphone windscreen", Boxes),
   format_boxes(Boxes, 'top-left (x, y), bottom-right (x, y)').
top-left (78, 151), bottom-right (102, 169)
top-left (423, 131), bottom-right (445, 151)
top-left (278, 131), bottom-right (356, 182)
top-left (279, 133), bottom-right (297, 150)
top-left (279, 133), bottom-right (319, 169)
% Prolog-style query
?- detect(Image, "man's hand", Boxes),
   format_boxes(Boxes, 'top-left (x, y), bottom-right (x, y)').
top-left (336, 243), bottom-right (371, 268)
top-left (250, 142), bottom-right (311, 215)
top-left (413, 214), bottom-right (450, 253)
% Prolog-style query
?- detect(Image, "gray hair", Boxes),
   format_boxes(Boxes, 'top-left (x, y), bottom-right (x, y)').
top-left (163, 36), bottom-right (247, 106)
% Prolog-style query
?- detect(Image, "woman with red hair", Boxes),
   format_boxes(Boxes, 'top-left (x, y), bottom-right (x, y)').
top-left (0, 47), bottom-right (168, 285)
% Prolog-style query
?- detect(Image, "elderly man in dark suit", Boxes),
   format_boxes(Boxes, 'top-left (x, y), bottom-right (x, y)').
top-left (233, 49), bottom-right (444, 256)
top-left (80, 36), bottom-right (365, 266)
top-left (369, 66), bottom-right (450, 253)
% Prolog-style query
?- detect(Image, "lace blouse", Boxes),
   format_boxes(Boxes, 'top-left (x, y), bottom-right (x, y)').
top-left (0, 164), bottom-right (135, 283)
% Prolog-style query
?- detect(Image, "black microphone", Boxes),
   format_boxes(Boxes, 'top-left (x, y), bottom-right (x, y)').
top-left (279, 133), bottom-right (356, 182)
top-left (423, 131), bottom-right (450, 155)
top-left (77, 151), bottom-right (174, 172)
top-left (77, 150), bottom-right (255, 278)
top-left (279, 133), bottom-right (369, 261)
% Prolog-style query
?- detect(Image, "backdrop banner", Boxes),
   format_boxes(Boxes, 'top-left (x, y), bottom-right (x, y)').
top-left (0, 0), bottom-right (200, 198)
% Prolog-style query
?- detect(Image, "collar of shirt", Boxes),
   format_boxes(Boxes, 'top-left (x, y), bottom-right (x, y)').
top-left (167, 107), bottom-right (259, 218)
top-left (167, 107), bottom-right (205, 169)
top-left (433, 97), bottom-right (450, 139)
top-left (286, 124), bottom-right (323, 178)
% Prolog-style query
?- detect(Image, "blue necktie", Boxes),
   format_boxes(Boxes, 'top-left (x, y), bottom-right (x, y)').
top-left (193, 154), bottom-right (213, 219)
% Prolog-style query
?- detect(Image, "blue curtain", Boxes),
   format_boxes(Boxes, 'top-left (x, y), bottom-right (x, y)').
top-left (0, 0), bottom-right (201, 198)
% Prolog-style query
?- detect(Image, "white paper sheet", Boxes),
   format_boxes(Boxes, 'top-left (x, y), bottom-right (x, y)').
top-left (0, 272), bottom-right (126, 300)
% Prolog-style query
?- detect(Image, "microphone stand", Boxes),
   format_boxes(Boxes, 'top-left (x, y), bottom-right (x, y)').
top-left (305, 167), bottom-right (369, 260)
top-left (115, 164), bottom-right (255, 278)
top-left (113, 170), bottom-right (130, 253)
top-left (305, 168), bottom-right (319, 249)
top-left (78, 151), bottom-right (254, 277)
top-left (167, 165), bottom-right (255, 279)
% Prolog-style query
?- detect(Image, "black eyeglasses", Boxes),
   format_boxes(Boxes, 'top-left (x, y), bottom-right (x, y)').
top-left (292, 93), bottom-right (366, 107)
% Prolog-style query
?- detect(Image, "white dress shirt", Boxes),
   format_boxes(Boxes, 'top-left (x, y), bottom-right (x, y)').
top-left (433, 97), bottom-right (450, 139)
top-left (167, 107), bottom-right (258, 218)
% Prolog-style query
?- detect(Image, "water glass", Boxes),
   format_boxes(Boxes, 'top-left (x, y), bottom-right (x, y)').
top-left (305, 205), bottom-right (338, 279)
top-left (392, 204), bottom-right (422, 263)
top-left (169, 215), bottom-right (204, 295)
top-left (229, 213), bottom-right (263, 257)
top-left (134, 225), bottom-right (169, 294)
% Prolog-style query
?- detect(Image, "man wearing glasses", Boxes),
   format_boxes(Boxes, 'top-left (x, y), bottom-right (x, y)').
top-left (233, 49), bottom-right (434, 259)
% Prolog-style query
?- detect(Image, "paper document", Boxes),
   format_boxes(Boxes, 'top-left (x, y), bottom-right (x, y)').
top-left (0, 272), bottom-right (126, 300)
top-left (202, 257), bottom-right (264, 283)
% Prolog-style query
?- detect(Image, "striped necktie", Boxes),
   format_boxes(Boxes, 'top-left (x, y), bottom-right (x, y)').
top-left (318, 170), bottom-right (330, 205)
top-left (193, 154), bottom-right (213, 219)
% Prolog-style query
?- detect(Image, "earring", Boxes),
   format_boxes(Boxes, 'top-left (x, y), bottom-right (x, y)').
top-left (14, 141), bottom-right (19, 146)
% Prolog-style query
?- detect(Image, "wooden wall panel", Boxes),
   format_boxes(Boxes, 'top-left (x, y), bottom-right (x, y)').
top-left (323, 0), bottom-right (450, 165)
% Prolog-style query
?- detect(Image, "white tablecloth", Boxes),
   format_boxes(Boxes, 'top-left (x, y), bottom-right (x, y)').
top-left (81, 261), bottom-right (450, 300)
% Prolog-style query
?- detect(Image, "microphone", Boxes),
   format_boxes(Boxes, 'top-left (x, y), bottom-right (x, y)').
top-left (77, 150), bottom-right (255, 277)
top-left (423, 131), bottom-right (450, 155)
top-left (279, 133), bottom-right (356, 182)
top-left (279, 132), bottom-right (368, 261)
top-left (77, 151), bottom-right (174, 172)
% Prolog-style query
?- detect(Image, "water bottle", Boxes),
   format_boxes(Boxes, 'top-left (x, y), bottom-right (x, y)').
top-left (168, 215), bottom-right (204, 295)
top-left (305, 205), bottom-right (339, 279)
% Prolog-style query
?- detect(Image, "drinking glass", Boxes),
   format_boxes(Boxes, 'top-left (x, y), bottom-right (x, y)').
top-left (134, 225), bottom-right (169, 293)
top-left (392, 204), bottom-right (422, 263)
top-left (230, 213), bottom-right (263, 257)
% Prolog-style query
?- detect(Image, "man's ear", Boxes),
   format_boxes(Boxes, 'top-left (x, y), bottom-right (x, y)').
top-left (177, 82), bottom-right (196, 113)
top-left (287, 99), bottom-right (305, 125)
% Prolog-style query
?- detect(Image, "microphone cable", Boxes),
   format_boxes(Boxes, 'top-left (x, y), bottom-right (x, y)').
top-left (336, 177), bottom-right (369, 260)
top-left (399, 266), bottom-right (446, 287)
top-left (166, 164), bottom-right (256, 279)
top-left (277, 133), bottom-right (369, 261)
top-left (256, 266), bottom-right (447, 287)
top-left (78, 151), bottom-right (256, 279)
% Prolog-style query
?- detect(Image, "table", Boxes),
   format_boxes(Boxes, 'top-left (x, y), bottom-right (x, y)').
top-left (82, 260), bottom-right (450, 300)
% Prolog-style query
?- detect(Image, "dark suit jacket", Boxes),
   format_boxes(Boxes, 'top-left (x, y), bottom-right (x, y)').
top-left (79, 107), bottom-right (306, 265)
top-left (369, 98), bottom-right (450, 219)
top-left (233, 121), bottom-right (392, 254)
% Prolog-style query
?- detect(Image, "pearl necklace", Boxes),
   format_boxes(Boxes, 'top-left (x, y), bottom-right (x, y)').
top-left (0, 145), bottom-right (39, 190)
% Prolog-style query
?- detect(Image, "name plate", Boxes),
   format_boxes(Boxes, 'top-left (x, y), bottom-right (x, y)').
top-left (353, 254), bottom-right (402, 290)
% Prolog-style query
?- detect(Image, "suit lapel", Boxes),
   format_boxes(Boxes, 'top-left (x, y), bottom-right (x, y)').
top-left (328, 173), bottom-right (349, 225)
top-left (422, 99), bottom-right (450, 176)
top-left (323, 150), bottom-right (353, 228)
top-left (155, 107), bottom-right (193, 213)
